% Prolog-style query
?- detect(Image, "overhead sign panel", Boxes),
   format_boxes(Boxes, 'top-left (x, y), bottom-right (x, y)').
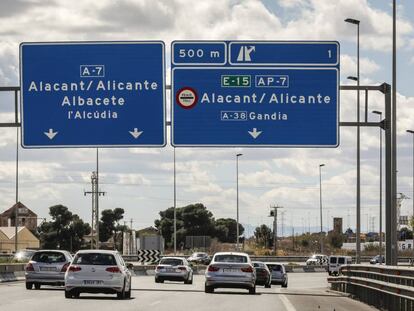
top-left (20, 41), bottom-right (165, 148)
top-left (171, 41), bottom-right (339, 147)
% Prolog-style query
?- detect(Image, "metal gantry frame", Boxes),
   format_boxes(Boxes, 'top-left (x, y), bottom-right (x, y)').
top-left (0, 82), bottom-right (398, 264)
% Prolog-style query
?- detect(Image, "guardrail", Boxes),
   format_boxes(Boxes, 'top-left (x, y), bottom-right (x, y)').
top-left (328, 264), bottom-right (414, 311)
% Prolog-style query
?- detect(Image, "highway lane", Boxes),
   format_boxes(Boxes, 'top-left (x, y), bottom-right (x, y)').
top-left (0, 273), bottom-right (377, 311)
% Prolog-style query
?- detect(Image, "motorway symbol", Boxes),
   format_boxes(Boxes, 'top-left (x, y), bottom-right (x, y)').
top-left (172, 41), bottom-right (340, 147)
top-left (20, 41), bottom-right (166, 148)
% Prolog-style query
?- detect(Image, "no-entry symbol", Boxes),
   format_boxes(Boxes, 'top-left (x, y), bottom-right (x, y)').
top-left (176, 87), bottom-right (198, 109)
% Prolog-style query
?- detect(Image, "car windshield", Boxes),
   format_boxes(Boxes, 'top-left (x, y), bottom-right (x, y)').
top-left (160, 258), bottom-right (183, 266)
top-left (214, 255), bottom-right (248, 263)
top-left (330, 257), bottom-right (337, 263)
top-left (73, 253), bottom-right (117, 265)
top-left (196, 253), bottom-right (206, 257)
top-left (253, 262), bottom-right (265, 268)
top-left (32, 252), bottom-right (66, 263)
top-left (338, 257), bottom-right (345, 264)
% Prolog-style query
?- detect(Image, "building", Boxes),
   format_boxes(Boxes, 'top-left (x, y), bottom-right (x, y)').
top-left (0, 202), bottom-right (38, 232)
top-left (333, 217), bottom-right (343, 234)
top-left (0, 226), bottom-right (40, 253)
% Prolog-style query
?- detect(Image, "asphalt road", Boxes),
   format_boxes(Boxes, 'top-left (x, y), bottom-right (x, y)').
top-left (0, 273), bottom-right (377, 311)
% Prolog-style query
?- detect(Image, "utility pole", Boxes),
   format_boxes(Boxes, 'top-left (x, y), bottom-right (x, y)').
top-left (84, 171), bottom-right (105, 249)
top-left (270, 205), bottom-right (283, 254)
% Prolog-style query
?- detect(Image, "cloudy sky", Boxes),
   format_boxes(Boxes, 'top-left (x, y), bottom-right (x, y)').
top-left (0, 0), bottom-right (413, 237)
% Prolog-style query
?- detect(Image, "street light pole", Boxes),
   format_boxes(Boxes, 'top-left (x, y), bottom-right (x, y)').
top-left (407, 130), bottom-right (414, 260)
top-left (319, 164), bottom-right (325, 254)
top-left (345, 17), bottom-right (361, 264)
top-left (174, 147), bottom-right (177, 255)
top-left (373, 111), bottom-right (383, 258)
top-left (236, 153), bottom-right (243, 251)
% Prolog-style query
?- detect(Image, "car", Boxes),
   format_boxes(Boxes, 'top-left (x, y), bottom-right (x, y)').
top-left (370, 255), bottom-right (385, 265)
top-left (252, 261), bottom-right (271, 288)
top-left (306, 254), bottom-right (328, 266)
top-left (64, 250), bottom-right (132, 299)
top-left (155, 257), bottom-right (193, 284)
top-left (328, 255), bottom-right (352, 275)
top-left (265, 262), bottom-right (288, 288)
top-left (13, 249), bottom-right (37, 262)
top-left (204, 252), bottom-right (256, 294)
top-left (187, 252), bottom-right (211, 265)
top-left (25, 250), bottom-right (72, 289)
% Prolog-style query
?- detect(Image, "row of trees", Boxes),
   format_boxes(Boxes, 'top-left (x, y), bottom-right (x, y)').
top-left (37, 205), bottom-right (127, 252)
top-left (154, 203), bottom-right (244, 248)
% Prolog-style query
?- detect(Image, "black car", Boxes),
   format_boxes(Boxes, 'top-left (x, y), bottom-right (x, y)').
top-left (252, 261), bottom-right (271, 288)
top-left (370, 255), bottom-right (385, 264)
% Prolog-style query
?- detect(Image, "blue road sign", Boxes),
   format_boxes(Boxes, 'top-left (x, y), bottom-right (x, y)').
top-left (172, 41), bottom-right (339, 147)
top-left (20, 41), bottom-right (165, 148)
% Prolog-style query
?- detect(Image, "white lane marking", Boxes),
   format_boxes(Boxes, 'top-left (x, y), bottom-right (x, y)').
top-left (149, 301), bottom-right (161, 306)
top-left (280, 295), bottom-right (297, 311)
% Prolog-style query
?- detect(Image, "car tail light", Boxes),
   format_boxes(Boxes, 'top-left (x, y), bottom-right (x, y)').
top-left (68, 266), bottom-right (82, 272)
top-left (106, 266), bottom-right (121, 273)
top-left (25, 263), bottom-right (34, 272)
top-left (208, 265), bottom-right (219, 272)
top-left (156, 266), bottom-right (162, 271)
top-left (241, 266), bottom-right (254, 273)
top-left (178, 267), bottom-right (187, 271)
top-left (61, 263), bottom-right (70, 272)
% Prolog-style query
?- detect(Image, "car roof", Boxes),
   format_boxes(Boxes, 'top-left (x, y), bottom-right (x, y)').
top-left (264, 262), bottom-right (284, 265)
top-left (213, 252), bottom-right (249, 256)
top-left (161, 256), bottom-right (184, 260)
top-left (34, 249), bottom-right (70, 253)
top-left (75, 250), bottom-right (119, 254)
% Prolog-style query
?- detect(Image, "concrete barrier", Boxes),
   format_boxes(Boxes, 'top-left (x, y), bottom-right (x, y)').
top-left (0, 264), bottom-right (26, 283)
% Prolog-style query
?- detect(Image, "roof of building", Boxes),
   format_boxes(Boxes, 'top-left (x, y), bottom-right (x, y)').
top-left (1, 202), bottom-right (37, 217)
top-left (0, 226), bottom-right (26, 239)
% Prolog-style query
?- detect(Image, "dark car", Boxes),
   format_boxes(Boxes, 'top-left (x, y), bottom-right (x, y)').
top-left (252, 261), bottom-right (271, 288)
top-left (187, 252), bottom-right (211, 265)
top-left (370, 255), bottom-right (385, 264)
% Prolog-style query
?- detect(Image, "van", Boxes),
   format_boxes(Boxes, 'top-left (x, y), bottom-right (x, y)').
top-left (328, 255), bottom-right (352, 275)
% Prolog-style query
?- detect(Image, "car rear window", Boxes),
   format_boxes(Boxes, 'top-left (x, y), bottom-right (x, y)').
top-left (73, 253), bottom-right (117, 265)
top-left (253, 262), bottom-right (264, 268)
top-left (267, 264), bottom-right (282, 271)
top-left (330, 257), bottom-right (337, 264)
top-left (32, 252), bottom-right (66, 263)
top-left (160, 258), bottom-right (183, 266)
top-left (215, 255), bottom-right (248, 263)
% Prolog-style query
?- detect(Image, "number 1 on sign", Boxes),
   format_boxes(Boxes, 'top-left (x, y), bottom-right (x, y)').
top-left (328, 50), bottom-right (332, 59)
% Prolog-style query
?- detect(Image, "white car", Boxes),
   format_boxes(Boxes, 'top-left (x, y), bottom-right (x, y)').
top-left (155, 257), bottom-right (193, 284)
top-left (64, 250), bottom-right (132, 299)
top-left (306, 254), bottom-right (328, 266)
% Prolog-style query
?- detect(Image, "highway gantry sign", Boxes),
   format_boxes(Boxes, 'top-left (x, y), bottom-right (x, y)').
top-left (20, 41), bottom-right (165, 148)
top-left (171, 41), bottom-right (340, 147)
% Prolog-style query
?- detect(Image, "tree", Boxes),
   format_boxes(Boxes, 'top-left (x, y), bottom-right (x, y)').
top-left (38, 205), bottom-right (90, 251)
top-left (215, 218), bottom-right (245, 243)
top-left (329, 232), bottom-right (344, 249)
top-left (99, 208), bottom-right (125, 243)
top-left (254, 224), bottom-right (272, 247)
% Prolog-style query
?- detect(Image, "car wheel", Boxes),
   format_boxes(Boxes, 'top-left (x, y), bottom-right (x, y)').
top-left (34, 283), bottom-right (41, 290)
top-left (282, 282), bottom-right (288, 288)
top-left (204, 284), bottom-right (214, 293)
top-left (73, 291), bottom-right (80, 298)
top-left (265, 282), bottom-right (271, 288)
top-left (25, 282), bottom-right (33, 290)
top-left (249, 286), bottom-right (256, 295)
top-left (64, 290), bottom-right (72, 299)
top-left (155, 277), bottom-right (160, 283)
top-left (125, 280), bottom-right (131, 299)
top-left (117, 281), bottom-right (126, 300)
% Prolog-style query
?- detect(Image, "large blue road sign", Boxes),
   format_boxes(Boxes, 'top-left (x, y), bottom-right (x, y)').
top-left (20, 41), bottom-right (165, 148)
top-left (172, 41), bottom-right (339, 147)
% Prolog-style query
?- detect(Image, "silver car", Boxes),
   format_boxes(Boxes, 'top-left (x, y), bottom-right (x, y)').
top-left (155, 257), bottom-right (193, 284)
top-left (25, 250), bottom-right (72, 289)
top-left (265, 262), bottom-right (288, 287)
top-left (205, 252), bottom-right (256, 294)
top-left (64, 250), bottom-right (132, 299)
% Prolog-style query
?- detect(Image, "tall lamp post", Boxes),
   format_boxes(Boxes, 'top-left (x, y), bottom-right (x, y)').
top-left (319, 164), bottom-right (325, 254)
top-left (236, 153), bottom-right (243, 250)
top-left (345, 17), bottom-right (361, 264)
top-left (373, 110), bottom-right (383, 258)
top-left (407, 130), bottom-right (414, 260)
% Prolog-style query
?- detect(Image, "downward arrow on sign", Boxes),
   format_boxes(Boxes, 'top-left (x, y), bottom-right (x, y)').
top-left (129, 128), bottom-right (143, 139)
top-left (248, 128), bottom-right (262, 139)
top-left (44, 129), bottom-right (58, 140)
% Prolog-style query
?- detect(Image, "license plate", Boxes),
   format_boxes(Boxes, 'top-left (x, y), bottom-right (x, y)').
top-left (40, 267), bottom-right (56, 271)
top-left (167, 268), bottom-right (175, 272)
top-left (83, 280), bottom-right (103, 285)
top-left (223, 269), bottom-right (239, 273)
